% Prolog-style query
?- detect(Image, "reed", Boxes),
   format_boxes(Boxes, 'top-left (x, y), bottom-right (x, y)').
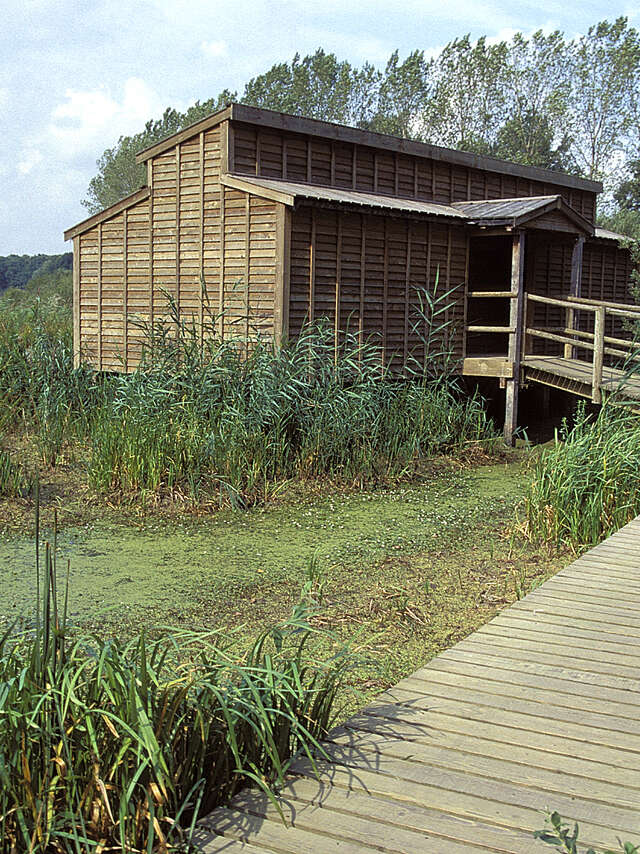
top-left (523, 402), bottom-right (640, 551)
top-left (0, 522), bottom-right (352, 852)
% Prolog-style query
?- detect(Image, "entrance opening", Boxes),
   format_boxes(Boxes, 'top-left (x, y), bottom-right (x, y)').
top-left (465, 235), bottom-right (513, 357)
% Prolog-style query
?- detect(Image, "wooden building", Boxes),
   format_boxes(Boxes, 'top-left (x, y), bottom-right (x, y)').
top-left (64, 103), bottom-right (636, 440)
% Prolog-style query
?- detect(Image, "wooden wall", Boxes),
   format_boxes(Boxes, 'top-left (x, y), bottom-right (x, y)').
top-left (76, 197), bottom-right (152, 371)
top-left (75, 122), bottom-right (283, 371)
top-left (289, 205), bottom-right (468, 370)
top-left (231, 121), bottom-right (597, 223)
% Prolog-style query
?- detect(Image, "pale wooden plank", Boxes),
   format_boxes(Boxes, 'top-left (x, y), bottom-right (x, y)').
top-left (227, 790), bottom-right (497, 854)
top-left (326, 728), bottom-right (640, 809)
top-left (289, 758), bottom-right (635, 851)
top-left (275, 778), bottom-right (548, 854)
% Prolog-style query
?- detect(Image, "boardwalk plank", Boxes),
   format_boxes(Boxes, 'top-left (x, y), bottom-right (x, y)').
top-left (197, 516), bottom-right (640, 853)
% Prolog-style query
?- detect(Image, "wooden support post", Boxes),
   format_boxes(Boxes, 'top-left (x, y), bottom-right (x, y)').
top-left (199, 131), bottom-right (205, 350)
top-left (97, 223), bottom-right (103, 371)
top-left (175, 144), bottom-right (181, 314)
top-left (565, 237), bottom-right (584, 359)
top-left (592, 306), bottom-right (605, 404)
top-left (359, 214), bottom-right (366, 352)
top-left (244, 195), bottom-right (250, 348)
top-left (504, 232), bottom-right (525, 446)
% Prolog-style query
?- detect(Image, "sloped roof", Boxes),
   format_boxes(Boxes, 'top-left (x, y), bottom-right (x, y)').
top-left (594, 226), bottom-right (631, 242)
top-left (135, 103), bottom-right (602, 195)
top-left (452, 194), bottom-right (594, 235)
top-left (221, 174), bottom-right (467, 220)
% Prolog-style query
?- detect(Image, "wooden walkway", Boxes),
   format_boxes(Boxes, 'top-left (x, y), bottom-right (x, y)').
top-left (523, 355), bottom-right (640, 402)
top-left (194, 519), bottom-right (640, 853)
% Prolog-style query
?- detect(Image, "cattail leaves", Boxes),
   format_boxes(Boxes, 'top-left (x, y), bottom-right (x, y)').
top-left (0, 538), bottom-right (353, 852)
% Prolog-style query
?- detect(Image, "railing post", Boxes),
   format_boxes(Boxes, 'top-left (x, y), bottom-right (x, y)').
top-left (564, 304), bottom-right (575, 360)
top-left (592, 306), bottom-right (605, 404)
top-left (504, 232), bottom-right (525, 446)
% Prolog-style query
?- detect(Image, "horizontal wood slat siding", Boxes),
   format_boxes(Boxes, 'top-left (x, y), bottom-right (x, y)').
top-left (231, 121), bottom-right (597, 221)
top-left (289, 205), bottom-right (467, 370)
top-left (76, 124), bottom-right (282, 371)
top-left (77, 197), bottom-right (151, 372)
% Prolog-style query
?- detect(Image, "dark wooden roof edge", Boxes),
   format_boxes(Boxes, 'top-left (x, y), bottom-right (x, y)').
top-left (135, 102), bottom-right (602, 195)
top-left (64, 187), bottom-right (151, 241)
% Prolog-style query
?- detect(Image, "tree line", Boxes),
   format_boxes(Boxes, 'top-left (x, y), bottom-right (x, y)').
top-left (84, 18), bottom-right (640, 232)
top-left (0, 254), bottom-right (72, 294)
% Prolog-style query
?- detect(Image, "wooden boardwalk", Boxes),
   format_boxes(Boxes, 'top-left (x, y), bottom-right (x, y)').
top-left (194, 519), bottom-right (640, 853)
top-left (523, 355), bottom-right (640, 402)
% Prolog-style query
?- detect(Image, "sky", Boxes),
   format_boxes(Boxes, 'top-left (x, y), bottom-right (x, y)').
top-left (1, 0), bottom-right (638, 256)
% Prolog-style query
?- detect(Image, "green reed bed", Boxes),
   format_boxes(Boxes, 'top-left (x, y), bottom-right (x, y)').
top-left (1, 289), bottom-right (495, 505)
top-left (87, 323), bottom-right (494, 504)
top-left (0, 525), bottom-right (351, 853)
top-left (524, 402), bottom-right (640, 551)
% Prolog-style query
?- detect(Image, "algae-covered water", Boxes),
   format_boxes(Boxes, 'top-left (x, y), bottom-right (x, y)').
top-left (0, 463), bottom-right (526, 630)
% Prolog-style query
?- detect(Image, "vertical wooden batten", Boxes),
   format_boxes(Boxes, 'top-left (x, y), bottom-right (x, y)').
top-left (359, 214), bottom-right (366, 350)
top-left (309, 210), bottom-right (316, 322)
top-left (123, 209), bottom-right (128, 371)
top-left (175, 144), bottom-right (181, 313)
top-left (425, 221), bottom-right (432, 369)
top-left (244, 195), bottom-right (250, 346)
top-left (461, 234), bottom-right (470, 361)
top-left (97, 223), bottom-right (103, 371)
top-left (334, 215), bottom-right (342, 362)
top-left (504, 232), bottom-right (526, 446)
top-left (274, 204), bottom-right (291, 345)
top-left (382, 219), bottom-right (389, 366)
top-left (73, 236), bottom-right (80, 368)
top-left (199, 131), bottom-right (205, 348)
top-left (220, 120), bottom-right (230, 175)
top-left (403, 222), bottom-right (411, 366)
top-left (218, 189), bottom-right (226, 338)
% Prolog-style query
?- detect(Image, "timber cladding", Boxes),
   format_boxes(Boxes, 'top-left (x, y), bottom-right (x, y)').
top-left (72, 121), bottom-right (283, 371)
top-left (66, 103), bottom-right (636, 377)
top-left (289, 207), bottom-right (467, 368)
top-left (231, 120), bottom-right (598, 223)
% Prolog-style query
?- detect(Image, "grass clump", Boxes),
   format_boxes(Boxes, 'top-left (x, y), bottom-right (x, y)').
top-left (523, 402), bottom-right (640, 551)
top-left (0, 525), bottom-right (352, 853)
top-left (0, 445), bottom-right (32, 497)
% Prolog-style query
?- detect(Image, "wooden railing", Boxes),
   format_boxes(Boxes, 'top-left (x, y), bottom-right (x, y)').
top-left (523, 294), bottom-right (640, 403)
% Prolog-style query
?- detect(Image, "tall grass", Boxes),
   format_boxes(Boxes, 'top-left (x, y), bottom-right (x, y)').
top-left (1, 279), bottom-right (495, 504)
top-left (87, 323), bottom-right (493, 503)
top-left (523, 402), bottom-right (640, 551)
top-left (0, 520), bottom-right (352, 852)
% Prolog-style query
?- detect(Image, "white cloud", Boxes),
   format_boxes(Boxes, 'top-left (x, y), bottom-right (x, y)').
top-left (17, 148), bottom-right (43, 174)
top-left (0, 87), bottom-right (8, 109)
top-left (47, 77), bottom-right (166, 159)
top-left (201, 39), bottom-right (228, 58)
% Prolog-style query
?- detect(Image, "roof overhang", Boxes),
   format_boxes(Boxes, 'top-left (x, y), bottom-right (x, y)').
top-left (64, 187), bottom-right (150, 241)
top-left (453, 195), bottom-right (594, 237)
top-left (221, 173), bottom-right (467, 221)
top-left (134, 102), bottom-right (602, 195)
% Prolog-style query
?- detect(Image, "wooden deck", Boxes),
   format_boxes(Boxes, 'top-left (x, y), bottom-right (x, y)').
top-left (523, 355), bottom-right (640, 401)
top-left (194, 519), bottom-right (640, 853)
